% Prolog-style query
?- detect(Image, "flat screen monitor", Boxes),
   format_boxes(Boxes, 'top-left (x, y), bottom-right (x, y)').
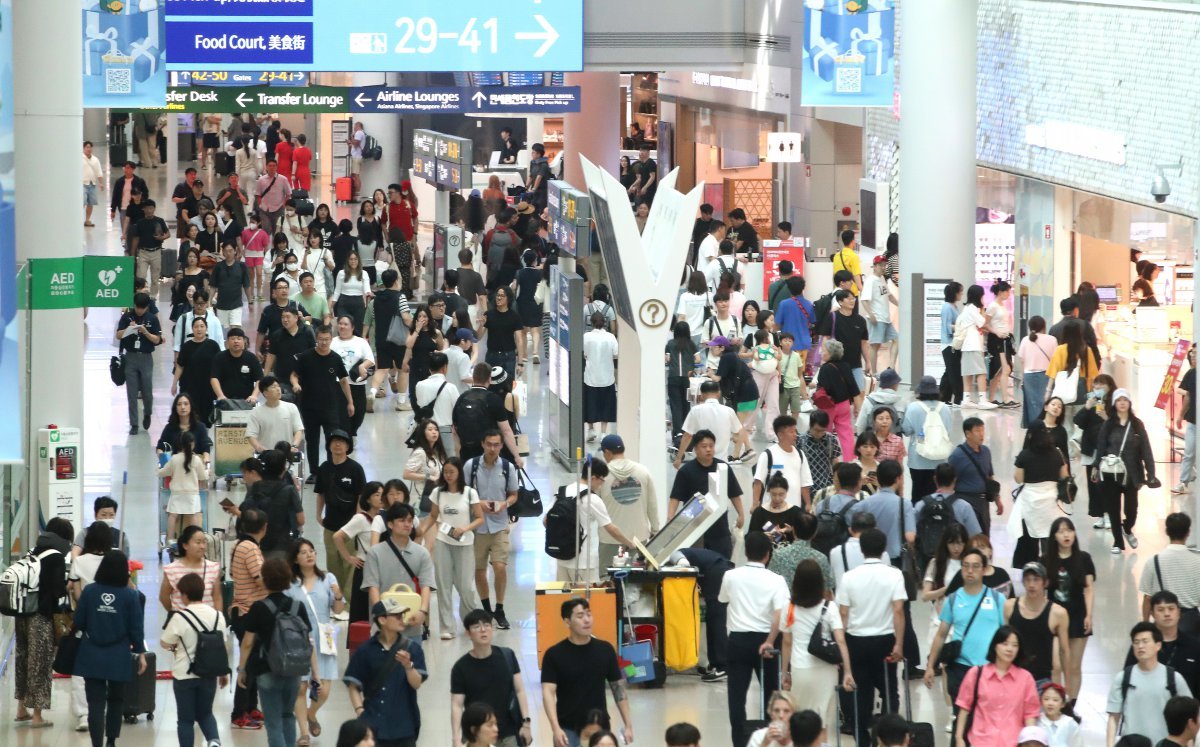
top-left (1096, 285), bottom-right (1120, 303)
top-left (636, 493), bottom-right (720, 569)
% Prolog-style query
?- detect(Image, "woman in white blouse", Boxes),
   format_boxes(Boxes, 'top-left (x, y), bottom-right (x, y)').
top-left (984, 280), bottom-right (1016, 407)
top-left (920, 523), bottom-right (968, 722)
top-left (332, 481), bottom-right (384, 625)
top-left (780, 559), bottom-right (854, 731)
top-left (405, 419), bottom-right (448, 528)
top-left (955, 284), bottom-right (996, 410)
top-left (418, 458), bottom-right (484, 640)
top-left (299, 235), bottom-right (335, 300)
top-left (333, 250), bottom-right (371, 336)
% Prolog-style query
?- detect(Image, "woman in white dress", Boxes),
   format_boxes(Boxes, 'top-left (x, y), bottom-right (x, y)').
top-left (955, 284), bottom-right (995, 410)
top-left (417, 458), bottom-right (484, 639)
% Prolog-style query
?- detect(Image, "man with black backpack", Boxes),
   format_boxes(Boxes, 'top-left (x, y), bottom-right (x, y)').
top-left (161, 572), bottom-right (230, 746)
top-left (914, 464), bottom-right (982, 569)
top-left (453, 364), bottom-right (523, 466)
top-left (812, 463), bottom-right (864, 558)
top-left (705, 239), bottom-right (742, 293)
top-left (546, 459), bottom-right (634, 583)
top-left (345, 597), bottom-right (428, 747)
top-left (1106, 622), bottom-right (1194, 746)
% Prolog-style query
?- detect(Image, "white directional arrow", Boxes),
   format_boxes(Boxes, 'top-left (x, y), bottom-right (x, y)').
top-left (514, 14), bottom-right (559, 58)
top-left (236, 92), bottom-right (252, 108)
top-left (354, 92), bottom-right (371, 108)
top-left (472, 91), bottom-right (486, 108)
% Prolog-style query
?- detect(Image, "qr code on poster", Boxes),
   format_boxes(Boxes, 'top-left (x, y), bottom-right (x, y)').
top-left (105, 68), bottom-right (133, 95)
top-left (835, 67), bottom-right (862, 94)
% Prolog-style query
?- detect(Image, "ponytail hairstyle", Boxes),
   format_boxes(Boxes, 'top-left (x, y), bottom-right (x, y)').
top-left (1028, 315), bottom-right (1046, 343)
top-left (990, 279), bottom-right (1011, 297)
top-left (180, 431), bottom-right (196, 474)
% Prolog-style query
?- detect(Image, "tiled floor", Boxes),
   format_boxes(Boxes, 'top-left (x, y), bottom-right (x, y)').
top-left (0, 159), bottom-right (1189, 746)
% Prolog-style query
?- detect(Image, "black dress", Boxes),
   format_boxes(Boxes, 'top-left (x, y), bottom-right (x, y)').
top-left (178, 338), bottom-right (222, 424)
top-left (407, 329), bottom-right (439, 403)
top-left (514, 267), bottom-right (542, 327)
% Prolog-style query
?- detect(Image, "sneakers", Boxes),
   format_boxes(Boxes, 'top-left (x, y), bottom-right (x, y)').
top-left (331, 610), bottom-right (349, 622)
top-left (960, 398), bottom-right (977, 410)
top-left (799, 400), bottom-right (814, 414)
top-left (440, 631), bottom-right (455, 640)
top-left (976, 400), bottom-right (998, 410)
top-left (494, 608), bottom-right (511, 630)
top-left (733, 449), bottom-right (756, 464)
top-left (700, 668), bottom-right (727, 682)
top-left (249, 711), bottom-right (265, 723)
top-left (945, 719), bottom-right (954, 734)
top-left (76, 715), bottom-right (89, 732)
top-left (1111, 545), bottom-right (1123, 555)
top-left (232, 716), bottom-right (263, 730)
top-left (1125, 531), bottom-right (1139, 549)
top-left (1173, 482), bottom-right (1191, 494)
top-left (397, 395), bottom-right (412, 411)
top-left (1093, 516), bottom-right (1111, 529)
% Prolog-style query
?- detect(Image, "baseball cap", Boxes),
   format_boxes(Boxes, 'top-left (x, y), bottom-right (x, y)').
top-left (599, 434), bottom-right (625, 453)
top-left (873, 254), bottom-right (886, 265)
top-left (455, 328), bottom-right (478, 343)
top-left (1021, 561), bottom-right (1047, 579)
top-left (371, 598), bottom-right (409, 621)
top-left (1017, 726), bottom-right (1049, 746)
top-left (706, 336), bottom-right (732, 348)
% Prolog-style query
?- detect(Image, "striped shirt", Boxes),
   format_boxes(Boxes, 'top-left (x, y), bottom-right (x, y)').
top-left (163, 558), bottom-right (222, 612)
top-left (230, 538), bottom-right (267, 614)
top-left (1139, 544), bottom-right (1200, 610)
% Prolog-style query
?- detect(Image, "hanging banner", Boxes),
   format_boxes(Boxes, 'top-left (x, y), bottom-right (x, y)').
top-left (1156, 340), bottom-right (1191, 411)
top-left (83, 0), bottom-right (168, 108)
top-left (800, 0), bottom-right (895, 108)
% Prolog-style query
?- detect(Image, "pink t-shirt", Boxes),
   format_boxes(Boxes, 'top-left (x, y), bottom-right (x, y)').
top-left (955, 664), bottom-right (1040, 747)
top-left (1017, 333), bottom-right (1058, 373)
top-left (241, 227), bottom-right (270, 259)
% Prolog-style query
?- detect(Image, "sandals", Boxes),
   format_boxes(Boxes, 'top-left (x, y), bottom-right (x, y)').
top-left (308, 717), bottom-right (321, 736)
top-left (297, 736), bottom-right (311, 746)
top-left (374, 387), bottom-right (386, 399)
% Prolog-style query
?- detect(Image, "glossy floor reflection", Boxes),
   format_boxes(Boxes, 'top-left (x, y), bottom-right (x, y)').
top-left (1, 159), bottom-right (1190, 746)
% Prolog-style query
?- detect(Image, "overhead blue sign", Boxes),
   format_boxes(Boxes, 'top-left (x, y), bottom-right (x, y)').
top-left (164, 0), bottom-right (313, 15)
top-left (164, 0), bottom-right (583, 72)
top-left (349, 86), bottom-right (580, 114)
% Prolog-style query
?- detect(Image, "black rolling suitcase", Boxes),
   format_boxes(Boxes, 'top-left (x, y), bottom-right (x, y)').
top-left (123, 650), bottom-right (157, 723)
top-left (214, 152), bottom-right (233, 176)
top-left (109, 144), bottom-right (128, 168)
top-left (740, 651), bottom-right (779, 745)
top-left (902, 660), bottom-right (935, 747)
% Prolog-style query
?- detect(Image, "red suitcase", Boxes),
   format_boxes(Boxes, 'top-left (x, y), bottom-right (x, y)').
top-left (336, 177), bottom-right (353, 202)
top-left (348, 621), bottom-right (371, 652)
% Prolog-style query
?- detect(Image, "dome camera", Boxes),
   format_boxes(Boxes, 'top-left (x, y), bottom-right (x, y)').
top-left (1151, 172), bottom-right (1171, 204)
top-left (1152, 160), bottom-right (1182, 205)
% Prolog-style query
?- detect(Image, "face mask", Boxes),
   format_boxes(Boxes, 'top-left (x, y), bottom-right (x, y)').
top-left (1093, 386), bottom-right (1108, 395)
top-left (248, 223), bottom-right (258, 230)
top-left (99, 518), bottom-right (115, 526)
top-left (286, 263), bottom-right (299, 271)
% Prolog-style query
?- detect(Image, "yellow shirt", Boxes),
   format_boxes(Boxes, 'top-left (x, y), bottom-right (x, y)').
top-left (832, 248), bottom-right (863, 295)
top-left (1045, 344), bottom-right (1100, 389)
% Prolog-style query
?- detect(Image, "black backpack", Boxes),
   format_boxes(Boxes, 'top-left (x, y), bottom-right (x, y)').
top-left (263, 596), bottom-right (314, 677)
top-left (812, 498), bottom-right (854, 556)
top-left (715, 256), bottom-right (741, 288)
top-left (1118, 664), bottom-right (1178, 735)
top-left (812, 293), bottom-right (835, 332)
top-left (179, 608), bottom-right (231, 678)
top-left (545, 487), bottom-right (584, 560)
top-left (916, 494), bottom-right (959, 567)
top-left (413, 381), bottom-right (448, 422)
top-left (452, 388), bottom-right (494, 447)
top-left (364, 135), bottom-right (382, 160)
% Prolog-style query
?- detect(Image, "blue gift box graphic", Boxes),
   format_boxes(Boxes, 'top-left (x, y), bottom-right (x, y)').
top-left (804, 0), bottom-right (893, 81)
top-left (83, 1), bottom-right (162, 81)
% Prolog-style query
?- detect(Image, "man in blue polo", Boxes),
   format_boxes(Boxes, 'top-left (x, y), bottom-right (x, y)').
top-left (344, 597), bottom-right (427, 747)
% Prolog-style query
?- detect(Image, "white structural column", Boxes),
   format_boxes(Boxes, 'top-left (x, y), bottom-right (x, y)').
top-left (13, 0), bottom-right (86, 528)
top-left (354, 73), bottom-right (403, 198)
top-left (898, 0), bottom-right (978, 384)
top-left (562, 73), bottom-right (620, 189)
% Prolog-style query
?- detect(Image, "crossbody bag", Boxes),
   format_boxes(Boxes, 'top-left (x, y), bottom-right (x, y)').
top-left (385, 538), bottom-right (422, 593)
top-left (957, 444), bottom-right (1001, 502)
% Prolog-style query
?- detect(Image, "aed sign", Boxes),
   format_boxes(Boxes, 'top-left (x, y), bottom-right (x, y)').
top-left (30, 256), bottom-right (134, 310)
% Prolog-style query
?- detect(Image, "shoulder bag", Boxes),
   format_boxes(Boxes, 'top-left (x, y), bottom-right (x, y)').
top-left (384, 538), bottom-right (422, 593)
top-left (798, 601), bottom-right (842, 665)
top-left (957, 444), bottom-right (1001, 502)
top-left (497, 646), bottom-right (528, 745)
top-left (386, 296), bottom-right (410, 347)
top-left (1099, 422), bottom-right (1131, 478)
top-left (935, 590), bottom-right (988, 668)
top-left (509, 467), bottom-right (543, 521)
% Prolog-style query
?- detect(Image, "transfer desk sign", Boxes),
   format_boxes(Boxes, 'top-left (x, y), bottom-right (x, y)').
top-left (163, 0), bottom-right (583, 72)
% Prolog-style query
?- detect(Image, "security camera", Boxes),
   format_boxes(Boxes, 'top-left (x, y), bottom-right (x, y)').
top-left (1151, 172), bottom-right (1171, 204)
top-left (1152, 160), bottom-right (1183, 204)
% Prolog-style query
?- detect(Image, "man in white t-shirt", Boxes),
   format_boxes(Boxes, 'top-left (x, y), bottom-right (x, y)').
top-left (446, 329), bottom-right (476, 388)
top-left (246, 375), bottom-right (304, 452)
top-left (675, 381), bottom-right (748, 466)
top-left (83, 141), bottom-right (105, 228)
top-left (415, 352), bottom-right (461, 457)
top-left (549, 459), bottom-right (634, 584)
top-left (696, 221), bottom-right (725, 278)
top-left (752, 415), bottom-right (813, 510)
top-left (582, 313), bottom-right (619, 442)
top-left (348, 122), bottom-right (366, 197)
